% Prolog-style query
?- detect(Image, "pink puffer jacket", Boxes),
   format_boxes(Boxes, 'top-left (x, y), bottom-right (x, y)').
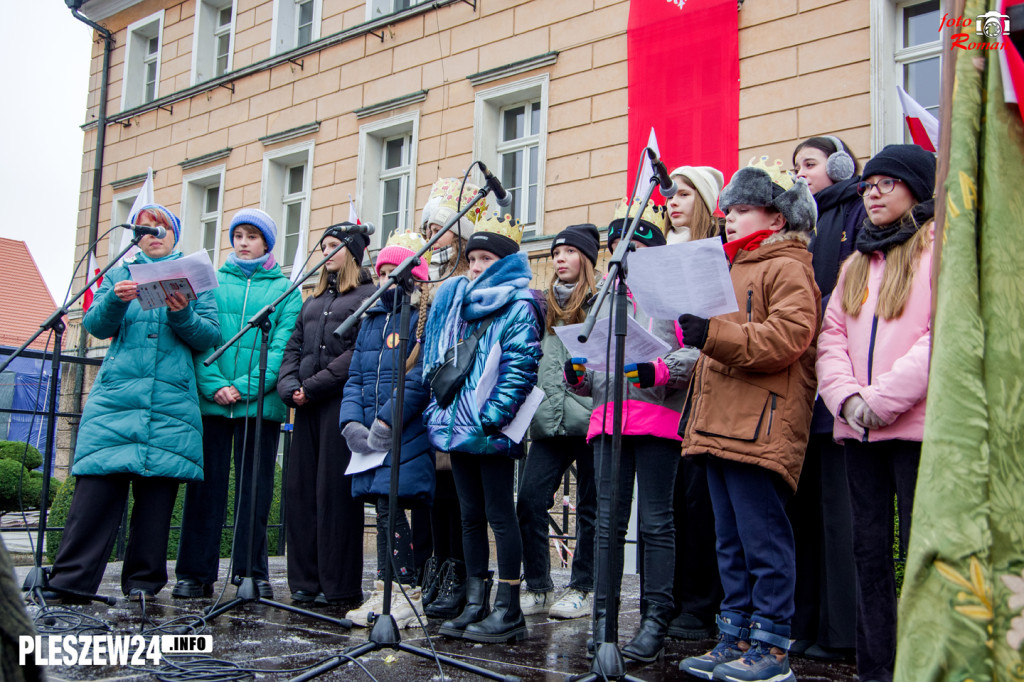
top-left (815, 238), bottom-right (932, 443)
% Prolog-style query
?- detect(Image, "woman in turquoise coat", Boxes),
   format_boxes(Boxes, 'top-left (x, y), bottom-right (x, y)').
top-left (172, 209), bottom-right (301, 600)
top-left (46, 204), bottom-right (220, 602)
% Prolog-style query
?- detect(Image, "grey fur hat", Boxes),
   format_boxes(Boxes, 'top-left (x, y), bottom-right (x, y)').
top-left (719, 166), bottom-right (817, 233)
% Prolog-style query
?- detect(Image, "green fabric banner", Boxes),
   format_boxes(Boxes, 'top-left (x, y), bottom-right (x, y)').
top-left (895, 0), bottom-right (1024, 679)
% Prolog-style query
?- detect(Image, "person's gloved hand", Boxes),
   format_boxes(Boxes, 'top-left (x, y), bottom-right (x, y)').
top-left (482, 421), bottom-right (504, 437)
top-left (341, 421), bottom-right (371, 454)
top-left (564, 357), bottom-right (587, 386)
top-left (677, 314), bottom-right (710, 349)
top-left (624, 358), bottom-right (669, 388)
top-left (367, 419), bottom-right (392, 452)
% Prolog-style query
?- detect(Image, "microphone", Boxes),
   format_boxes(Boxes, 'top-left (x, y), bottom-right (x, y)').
top-left (131, 224), bottom-right (167, 239)
top-left (324, 222), bottom-right (376, 236)
top-left (646, 148), bottom-right (678, 198)
top-left (479, 162), bottom-right (513, 208)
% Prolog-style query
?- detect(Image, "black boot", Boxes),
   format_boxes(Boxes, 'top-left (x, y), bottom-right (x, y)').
top-left (420, 557), bottom-right (443, 607)
top-left (463, 581), bottom-right (528, 643)
top-left (622, 600), bottom-right (673, 663)
top-left (425, 560), bottom-right (467, 618)
top-left (438, 572), bottom-right (492, 638)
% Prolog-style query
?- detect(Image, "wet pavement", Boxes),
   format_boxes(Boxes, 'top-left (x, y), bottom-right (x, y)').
top-left (15, 557), bottom-right (857, 681)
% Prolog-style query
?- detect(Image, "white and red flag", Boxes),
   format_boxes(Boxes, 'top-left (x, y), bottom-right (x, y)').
top-left (83, 252), bottom-right (103, 312)
top-left (897, 86), bottom-right (939, 153)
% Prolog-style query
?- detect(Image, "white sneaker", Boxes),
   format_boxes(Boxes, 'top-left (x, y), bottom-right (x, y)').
top-left (345, 581), bottom-right (386, 627)
top-left (520, 589), bottom-right (554, 616)
top-left (390, 584), bottom-right (424, 629)
top-left (549, 588), bottom-right (592, 620)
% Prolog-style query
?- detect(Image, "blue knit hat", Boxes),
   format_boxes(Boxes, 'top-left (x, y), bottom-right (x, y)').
top-left (135, 204), bottom-right (181, 244)
top-left (230, 209), bottom-right (277, 252)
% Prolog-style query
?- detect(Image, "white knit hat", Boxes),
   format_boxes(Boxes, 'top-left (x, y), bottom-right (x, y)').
top-left (669, 166), bottom-right (725, 215)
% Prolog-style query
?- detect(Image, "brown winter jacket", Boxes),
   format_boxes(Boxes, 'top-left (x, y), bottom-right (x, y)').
top-left (679, 232), bottom-right (821, 492)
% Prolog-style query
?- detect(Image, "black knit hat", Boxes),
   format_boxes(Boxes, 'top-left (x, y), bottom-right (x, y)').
top-left (861, 144), bottom-right (937, 203)
top-left (323, 223), bottom-right (370, 264)
top-left (465, 231), bottom-right (520, 260)
top-left (551, 223), bottom-right (600, 266)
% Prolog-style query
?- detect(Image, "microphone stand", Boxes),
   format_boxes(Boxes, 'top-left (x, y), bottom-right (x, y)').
top-left (566, 175), bottom-right (662, 682)
top-left (173, 239), bottom-right (356, 632)
top-left (7, 233), bottom-right (149, 606)
top-left (293, 183), bottom-right (518, 682)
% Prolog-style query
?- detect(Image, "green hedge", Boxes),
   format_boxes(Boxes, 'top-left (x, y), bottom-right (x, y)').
top-left (46, 462), bottom-right (284, 565)
top-left (0, 441), bottom-right (57, 513)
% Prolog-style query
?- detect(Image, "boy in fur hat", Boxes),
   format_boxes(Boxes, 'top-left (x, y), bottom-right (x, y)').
top-left (678, 158), bottom-right (821, 682)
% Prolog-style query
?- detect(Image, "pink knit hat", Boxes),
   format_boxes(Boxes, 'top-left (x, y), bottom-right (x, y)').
top-left (374, 231), bottom-right (430, 281)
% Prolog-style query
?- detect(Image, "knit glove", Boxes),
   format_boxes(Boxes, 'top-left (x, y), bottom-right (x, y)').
top-left (624, 358), bottom-right (669, 388)
top-left (341, 421), bottom-right (371, 454)
top-left (564, 357), bottom-right (587, 386)
top-left (367, 419), bottom-right (392, 452)
top-left (677, 314), bottom-right (710, 349)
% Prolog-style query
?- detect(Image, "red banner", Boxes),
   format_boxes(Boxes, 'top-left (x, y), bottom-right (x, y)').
top-left (627, 0), bottom-right (740, 199)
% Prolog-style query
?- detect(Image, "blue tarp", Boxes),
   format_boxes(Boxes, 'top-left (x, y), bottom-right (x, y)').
top-left (0, 349), bottom-right (59, 471)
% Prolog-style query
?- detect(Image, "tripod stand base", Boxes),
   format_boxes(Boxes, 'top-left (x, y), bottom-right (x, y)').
top-left (289, 613), bottom-right (522, 682)
top-left (22, 566), bottom-right (114, 606)
top-left (566, 642), bottom-right (647, 682)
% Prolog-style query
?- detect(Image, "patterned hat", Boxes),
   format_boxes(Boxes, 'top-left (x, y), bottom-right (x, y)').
top-left (230, 208), bottom-right (277, 251)
top-left (375, 231), bottom-right (430, 281)
top-left (421, 177), bottom-right (489, 241)
top-left (464, 213), bottom-right (524, 260)
top-left (607, 198), bottom-right (668, 250)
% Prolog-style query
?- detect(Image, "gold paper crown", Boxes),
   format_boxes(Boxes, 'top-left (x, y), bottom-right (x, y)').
top-left (747, 156), bottom-right (794, 190)
top-left (474, 213), bottom-right (525, 245)
top-left (610, 198), bottom-right (668, 231)
top-left (427, 177), bottom-right (488, 224)
top-left (383, 230), bottom-right (427, 253)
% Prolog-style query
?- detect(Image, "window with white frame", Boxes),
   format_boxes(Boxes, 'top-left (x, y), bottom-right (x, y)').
top-left (356, 112), bottom-right (419, 250)
top-left (272, 0), bottom-right (322, 55)
top-left (871, 0), bottom-right (942, 151)
top-left (107, 192), bottom-right (143, 266)
top-left (122, 11), bottom-right (164, 110)
top-left (181, 168), bottom-right (225, 265)
top-left (366, 0), bottom-right (428, 20)
top-left (474, 76), bottom-right (548, 235)
top-left (262, 142), bottom-right (314, 272)
top-left (192, 0), bottom-right (235, 84)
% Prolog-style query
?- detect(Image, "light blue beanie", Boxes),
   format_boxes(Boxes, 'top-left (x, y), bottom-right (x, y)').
top-left (230, 209), bottom-right (277, 251)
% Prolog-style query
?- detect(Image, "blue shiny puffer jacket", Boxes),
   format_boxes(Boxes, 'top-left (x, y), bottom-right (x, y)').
top-left (423, 291), bottom-right (542, 459)
top-left (339, 288), bottom-right (434, 504)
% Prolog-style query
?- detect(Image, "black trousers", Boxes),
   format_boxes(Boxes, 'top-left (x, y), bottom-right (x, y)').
top-left (49, 474), bottom-right (180, 596)
top-left (845, 438), bottom-right (920, 682)
top-left (285, 396), bottom-right (363, 601)
top-left (787, 433), bottom-right (856, 649)
top-left (450, 452), bottom-right (521, 580)
top-left (671, 454), bottom-right (723, 621)
top-left (430, 468), bottom-right (464, 565)
top-left (176, 416), bottom-right (281, 584)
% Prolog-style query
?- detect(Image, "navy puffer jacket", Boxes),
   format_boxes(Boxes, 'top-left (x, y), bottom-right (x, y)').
top-left (339, 288), bottom-right (434, 504)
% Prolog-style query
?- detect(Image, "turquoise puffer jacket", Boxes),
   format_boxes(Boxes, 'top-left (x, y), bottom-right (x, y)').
top-left (73, 253), bottom-right (221, 480)
top-left (195, 259), bottom-right (302, 423)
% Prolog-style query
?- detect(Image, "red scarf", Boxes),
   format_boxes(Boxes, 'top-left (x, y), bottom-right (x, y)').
top-left (723, 229), bottom-right (775, 263)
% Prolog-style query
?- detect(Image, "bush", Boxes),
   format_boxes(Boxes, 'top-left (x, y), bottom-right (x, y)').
top-left (46, 462), bottom-right (284, 565)
top-left (0, 440), bottom-right (44, 471)
top-left (0, 452), bottom-right (58, 513)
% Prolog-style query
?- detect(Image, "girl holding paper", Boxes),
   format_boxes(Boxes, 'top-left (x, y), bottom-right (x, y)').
top-left (45, 204), bottom-right (220, 602)
top-left (338, 231), bottom-right (435, 628)
top-left (564, 198), bottom-right (699, 663)
top-left (422, 213), bottom-right (542, 644)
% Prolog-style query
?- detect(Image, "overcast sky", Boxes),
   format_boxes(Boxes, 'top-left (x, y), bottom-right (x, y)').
top-left (0, 4), bottom-right (93, 303)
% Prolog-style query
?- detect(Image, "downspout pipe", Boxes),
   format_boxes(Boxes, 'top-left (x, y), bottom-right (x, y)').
top-left (67, 5), bottom-right (113, 469)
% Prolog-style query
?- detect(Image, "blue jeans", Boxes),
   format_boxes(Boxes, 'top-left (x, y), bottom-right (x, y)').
top-left (517, 436), bottom-right (596, 593)
top-left (706, 456), bottom-right (796, 627)
top-left (593, 435), bottom-right (678, 610)
top-left (176, 416), bottom-right (280, 584)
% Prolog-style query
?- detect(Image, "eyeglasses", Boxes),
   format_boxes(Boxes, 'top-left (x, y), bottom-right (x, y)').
top-left (856, 178), bottom-right (902, 196)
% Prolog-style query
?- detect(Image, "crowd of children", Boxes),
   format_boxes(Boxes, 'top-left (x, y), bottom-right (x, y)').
top-left (47, 140), bottom-right (937, 682)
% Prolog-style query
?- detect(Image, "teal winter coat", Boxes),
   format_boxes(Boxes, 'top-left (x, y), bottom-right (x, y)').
top-left (195, 258), bottom-right (302, 423)
top-left (72, 253), bottom-right (220, 481)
